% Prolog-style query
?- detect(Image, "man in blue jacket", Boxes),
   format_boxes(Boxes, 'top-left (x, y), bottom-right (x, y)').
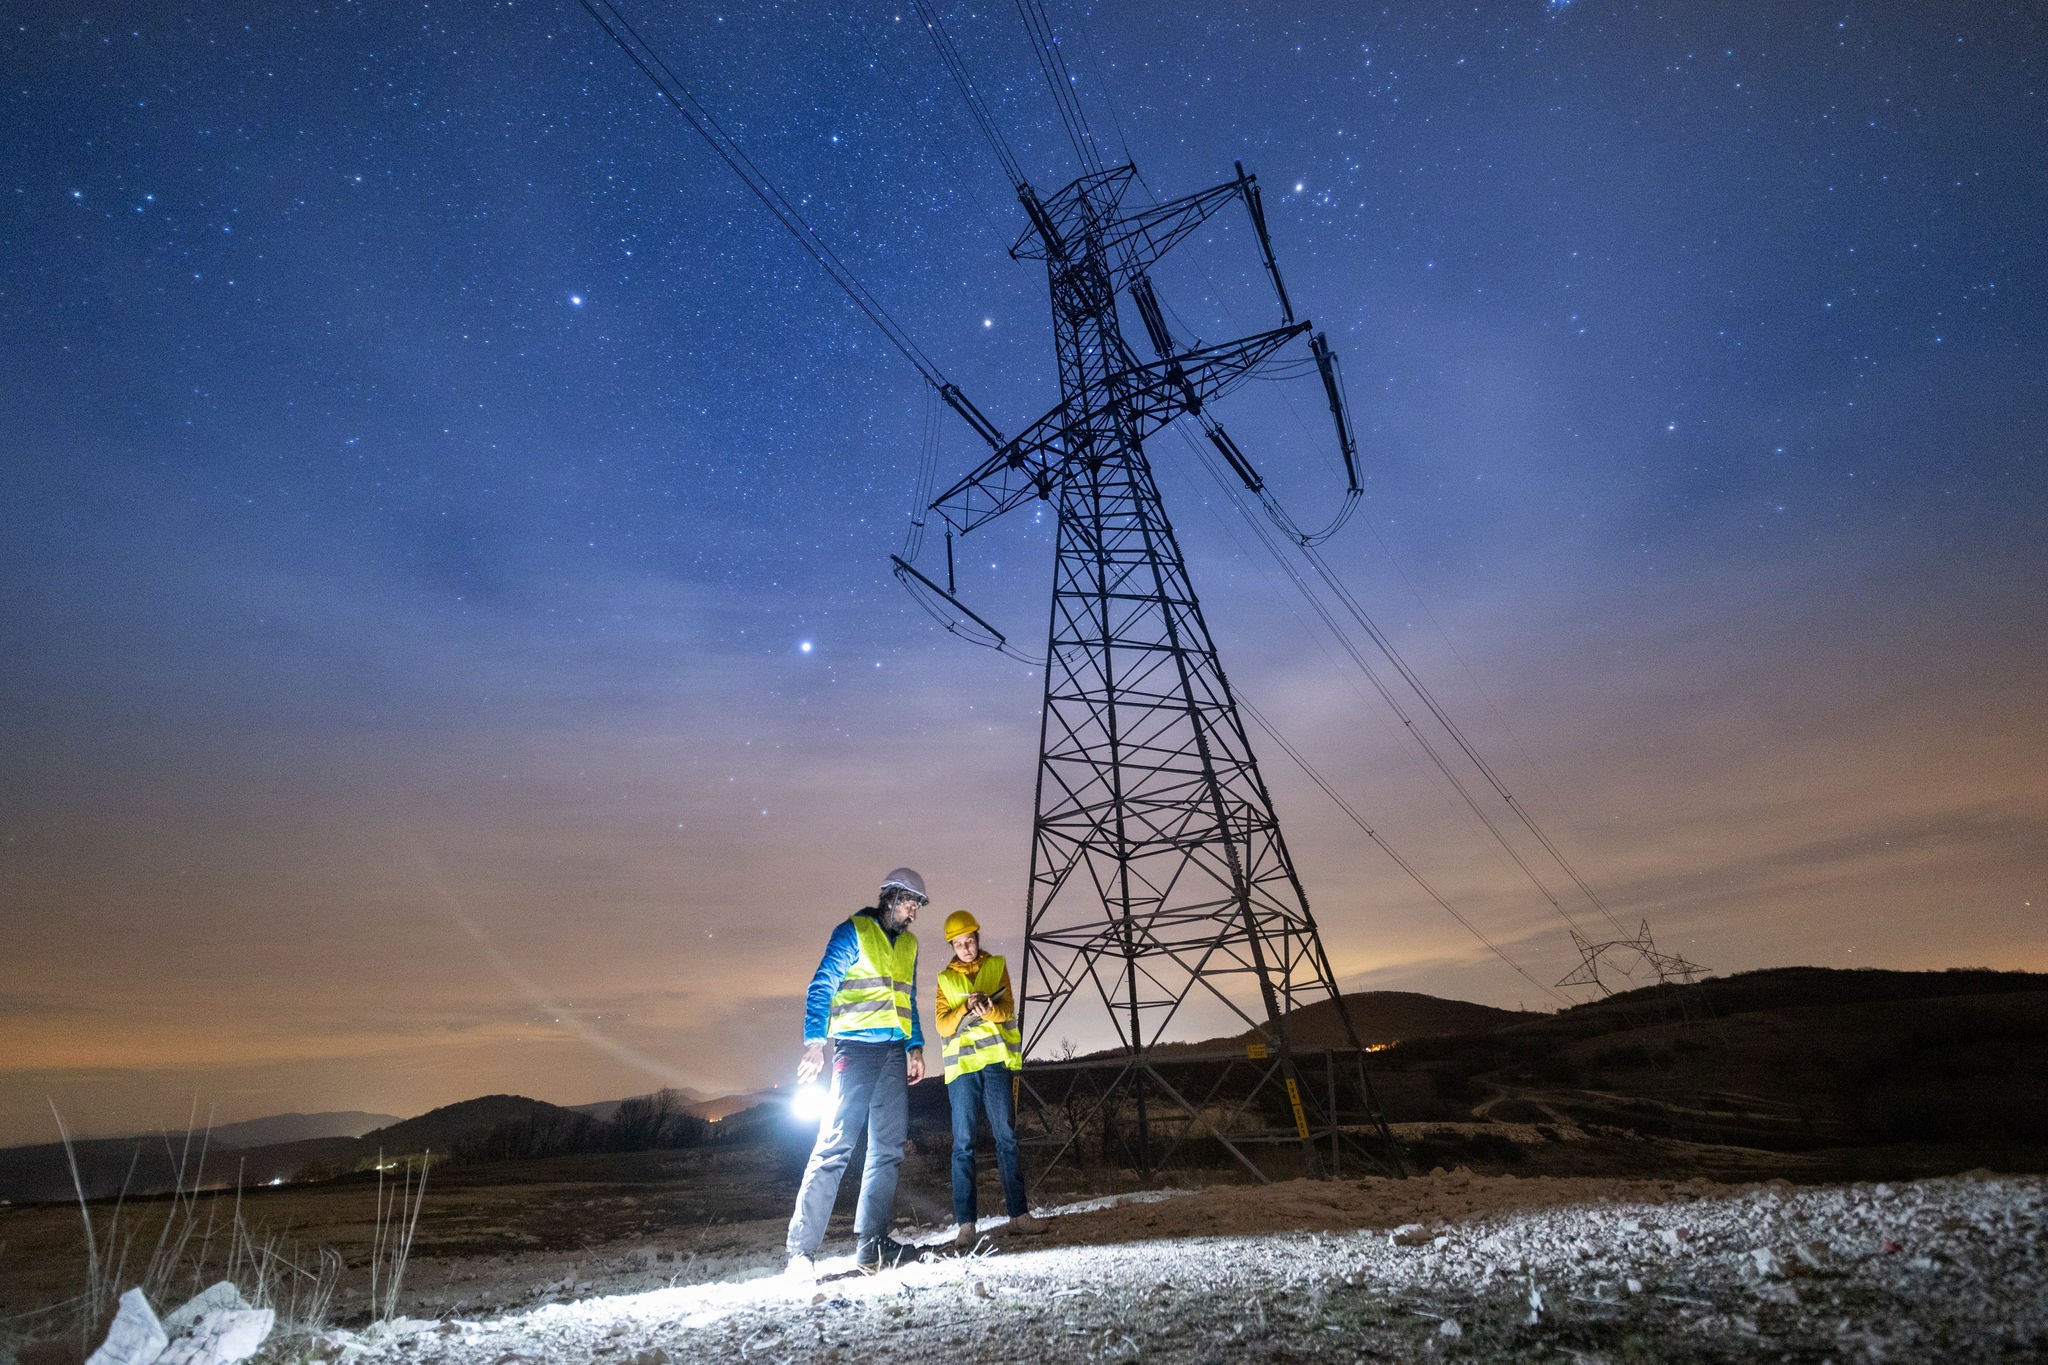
top-left (785, 867), bottom-right (927, 1277)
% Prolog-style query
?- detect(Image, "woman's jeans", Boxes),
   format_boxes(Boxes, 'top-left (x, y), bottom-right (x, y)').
top-left (948, 1064), bottom-right (1027, 1223)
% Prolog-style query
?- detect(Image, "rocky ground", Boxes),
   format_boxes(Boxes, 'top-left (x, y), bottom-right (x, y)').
top-left (329, 1169), bottom-right (2047, 1363)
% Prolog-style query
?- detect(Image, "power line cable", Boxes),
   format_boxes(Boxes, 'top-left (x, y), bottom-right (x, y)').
top-left (1360, 518), bottom-right (1622, 897)
top-left (901, 383), bottom-right (942, 561)
top-left (1236, 694), bottom-right (1574, 1008)
top-left (910, 0), bottom-right (1028, 190)
top-left (1295, 542), bottom-right (1635, 938)
top-left (1013, 0), bottom-right (1103, 175)
top-left (1177, 422), bottom-right (1612, 948)
top-left (1052, 0), bottom-right (1138, 168)
top-left (1172, 429), bottom-right (1574, 1003)
top-left (578, 0), bottom-right (954, 393)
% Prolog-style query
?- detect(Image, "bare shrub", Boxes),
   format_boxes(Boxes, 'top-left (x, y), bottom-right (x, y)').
top-left (609, 1090), bottom-right (711, 1151)
top-left (368, 1151), bottom-right (429, 1324)
top-left (16, 1106), bottom-right (345, 1364)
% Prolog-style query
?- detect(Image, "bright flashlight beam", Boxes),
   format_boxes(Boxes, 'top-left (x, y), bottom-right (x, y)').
top-left (411, 843), bottom-right (697, 1089)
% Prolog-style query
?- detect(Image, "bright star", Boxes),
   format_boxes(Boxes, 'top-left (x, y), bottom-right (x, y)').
top-left (799, 640), bottom-right (813, 654)
top-left (570, 294), bottom-right (584, 306)
top-left (983, 318), bottom-right (993, 328)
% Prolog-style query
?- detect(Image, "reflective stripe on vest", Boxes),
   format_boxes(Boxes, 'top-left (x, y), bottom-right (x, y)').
top-left (936, 954), bottom-right (1023, 1082)
top-left (827, 914), bottom-right (917, 1041)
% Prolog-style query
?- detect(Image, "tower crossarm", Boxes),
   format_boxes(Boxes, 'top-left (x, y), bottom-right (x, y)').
top-left (1009, 167), bottom-right (1270, 295)
top-left (1094, 178), bottom-right (1251, 287)
top-left (927, 321), bottom-right (1307, 537)
top-left (926, 423), bottom-right (1063, 537)
top-left (1105, 322), bottom-right (1309, 430)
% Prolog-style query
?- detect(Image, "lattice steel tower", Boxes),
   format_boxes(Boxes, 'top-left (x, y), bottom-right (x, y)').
top-left (573, 0), bottom-right (1396, 1179)
top-left (899, 164), bottom-right (1394, 1178)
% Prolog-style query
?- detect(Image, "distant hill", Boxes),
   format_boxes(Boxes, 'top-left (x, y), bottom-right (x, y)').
top-left (570, 1089), bottom-right (711, 1123)
top-left (0, 1110), bottom-right (396, 1205)
top-left (1364, 965), bottom-right (2048, 1158)
top-left (0, 1131), bottom-right (366, 1206)
top-left (687, 1089), bottom-right (780, 1122)
top-left (1102, 990), bottom-right (1543, 1061)
top-left (362, 1095), bottom-right (593, 1155)
top-left (207, 1111), bottom-right (400, 1148)
top-left (0, 1097), bottom-right (604, 1204)
top-left (1243, 991), bottom-right (1543, 1050)
top-left (1581, 965), bottom-right (2044, 1021)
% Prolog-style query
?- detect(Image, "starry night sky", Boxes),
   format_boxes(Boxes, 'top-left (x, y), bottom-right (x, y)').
top-left (3, 1), bottom-right (2042, 1145)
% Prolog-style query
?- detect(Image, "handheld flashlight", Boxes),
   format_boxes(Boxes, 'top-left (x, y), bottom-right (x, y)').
top-left (791, 1082), bottom-right (832, 1123)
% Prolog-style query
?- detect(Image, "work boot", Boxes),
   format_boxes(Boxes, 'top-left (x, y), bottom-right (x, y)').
top-left (952, 1221), bottom-right (977, 1249)
top-left (784, 1250), bottom-right (817, 1280)
top-left (1005, 1212), bottom-right (1049, 1235)
top-left (855, 1235), bottom-right (913, 1274)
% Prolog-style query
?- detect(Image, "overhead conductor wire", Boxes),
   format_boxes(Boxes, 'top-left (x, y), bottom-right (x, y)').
top-left (910, 0), bottom-right (1028, 191)
top-left (1013, 0), bottom-right (1104, 175)
top-left (577, 0), bottom-right (955, 394)
top-left (1293, 540), bottom-right (1635, 937)
top-left (581, 0), bottom-right (1041, 672)
top-left (1177, 422), bottom-right (1612, 949)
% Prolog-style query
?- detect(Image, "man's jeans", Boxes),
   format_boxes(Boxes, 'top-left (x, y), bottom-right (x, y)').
top-left (786, 1040), bottom-right (908, 1255)
top-left (947, 1064), bottom-right (1026, 1224)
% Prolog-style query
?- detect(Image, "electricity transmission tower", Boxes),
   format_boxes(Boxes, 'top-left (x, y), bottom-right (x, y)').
top-left (571, 0), bottom-right (1397, 1179)
top-left (899, 165), bottom-right (1398, 1180)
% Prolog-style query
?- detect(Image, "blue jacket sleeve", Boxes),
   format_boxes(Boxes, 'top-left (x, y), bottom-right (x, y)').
top-left (803, 921), bottom-right (858, 1044)
top-left (907, 960), bottom-right (924, 1051)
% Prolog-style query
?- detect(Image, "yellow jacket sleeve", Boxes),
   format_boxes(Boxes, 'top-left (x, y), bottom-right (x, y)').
top-left (935, 973), bottom-right (967, 1038)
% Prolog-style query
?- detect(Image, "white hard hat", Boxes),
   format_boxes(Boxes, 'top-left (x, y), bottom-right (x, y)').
top-left (879, 866), bottom-right (928, 902)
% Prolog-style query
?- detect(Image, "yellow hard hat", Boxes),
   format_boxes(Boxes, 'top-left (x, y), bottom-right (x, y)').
top-left (943, 910), bottom-right (980, 942)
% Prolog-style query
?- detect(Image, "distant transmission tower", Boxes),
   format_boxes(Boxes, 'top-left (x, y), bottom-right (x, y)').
top-left (1558, 920), bottom-right (1708, 997)
top-left (898, 165), bottom-right (1398, 1180)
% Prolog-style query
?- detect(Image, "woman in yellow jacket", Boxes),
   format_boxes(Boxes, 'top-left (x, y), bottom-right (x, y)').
top-left (934, 911), bottom-right (1048, 1245)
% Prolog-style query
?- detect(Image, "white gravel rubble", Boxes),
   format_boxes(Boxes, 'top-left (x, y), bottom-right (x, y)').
top-left (337, 1172), bottom-right (2048, 1363)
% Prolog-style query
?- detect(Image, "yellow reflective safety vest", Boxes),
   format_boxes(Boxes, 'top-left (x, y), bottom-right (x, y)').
top-left (936, 954), bottom-right (1023, 1083)
top-left (826, 914), bottom-right (918, 1041)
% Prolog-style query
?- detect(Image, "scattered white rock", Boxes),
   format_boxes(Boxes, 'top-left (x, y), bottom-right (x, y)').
top-left (162, 1283), bottom-right (247, 1337)
top-left (324, 1173), bottom-right (2048, 1365)
top-left (155, 1307), bottom-right (275, 1365)
top-left (86, 1289), bottom-right (166, 1365)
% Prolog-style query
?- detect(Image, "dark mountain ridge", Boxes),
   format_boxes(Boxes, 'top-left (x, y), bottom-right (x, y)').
top-left (9, 968), bottom-right (2038, 1201)
top-left (1079, 989), bottom-right (1544, 1061)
